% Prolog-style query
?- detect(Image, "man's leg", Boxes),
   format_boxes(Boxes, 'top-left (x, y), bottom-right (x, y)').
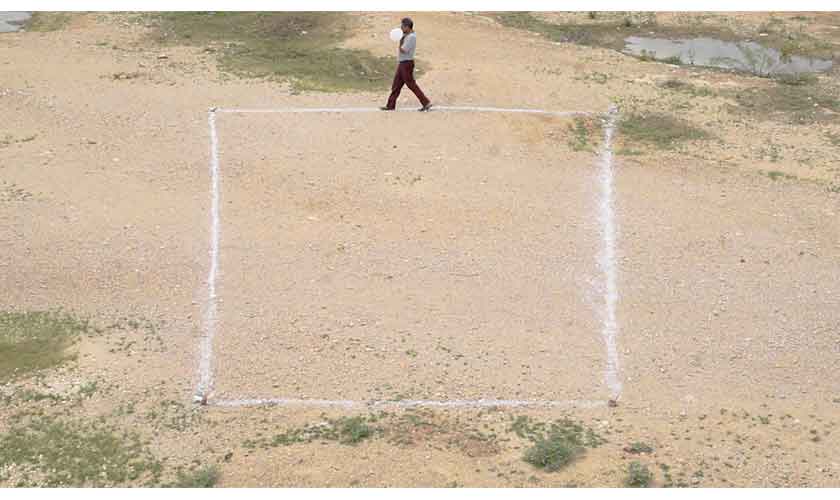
top-left (384, 65), bottom-right (405, 110)
top-left (403, 61), bottom-right (430, 107)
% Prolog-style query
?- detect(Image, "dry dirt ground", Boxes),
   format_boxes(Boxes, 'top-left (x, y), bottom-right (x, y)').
top-left (1, 12), bottom-right (839, 487)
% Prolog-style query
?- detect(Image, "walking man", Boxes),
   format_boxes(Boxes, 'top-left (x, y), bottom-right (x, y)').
top-left (381, 17), bottom-right (432, 112)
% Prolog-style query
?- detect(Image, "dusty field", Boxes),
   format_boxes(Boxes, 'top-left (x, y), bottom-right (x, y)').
top-left (1, 11), bottom-right (839, 487)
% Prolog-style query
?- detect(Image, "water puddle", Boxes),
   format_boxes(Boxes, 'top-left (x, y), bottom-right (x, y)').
top-left (624, 36), bottom-right (833, 76)
top-left (0, 12), bottom-right (31, 33)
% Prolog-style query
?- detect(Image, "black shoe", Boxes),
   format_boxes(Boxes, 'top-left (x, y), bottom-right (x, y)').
top-left (419, 102), bottom-right (433, 112)
top-left (380, 106), bottom-right (394, 111)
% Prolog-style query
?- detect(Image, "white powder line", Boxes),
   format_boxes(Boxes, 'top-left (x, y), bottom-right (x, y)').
top-left (211, 398), bottom-right (607, 409)
top-left (195, 109), bottom-right (221, 401)
top-left (597, 104), bottom-right (622, 399)
top-left (217, 105), bottom-right (592, 117)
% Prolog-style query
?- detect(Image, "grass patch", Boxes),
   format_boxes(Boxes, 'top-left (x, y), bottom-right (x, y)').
top-left (659, 78), bottom-right (714, 97)
top-left (24, 12), bottom-right (73, 32)
top-left (763, 170), bottom-right (798, 182)
top-left (523, 434), bottom-right (580, 471)
top-left (493, 12), bottom-right (834, 64)
top-left (244, 415), bottom-right (378, 448)
top-left (567, 116), bottom-right (601, 151)
top-left (493, 12), bottom-right (650, 51)
top-left (625, 441), bottom-right (654, 454)
top-left (727, 81), bottom-right (840, 124)
top-left (619, 112), bottom-right (711, 149)
top-left (0, 310), bottom-right (90, 383)
top-left (625, 460), bottom-right (653, 487)
top-left (145, 12), bottom-right (394, 92)
top-left (511, 416), bottom-right (604, 472)
top-left (0, 416), bottom-right (162, 486)
top-left (172, 465), bottom-right (219, 488)
top-left (774, 72), bottom-right (818, 86)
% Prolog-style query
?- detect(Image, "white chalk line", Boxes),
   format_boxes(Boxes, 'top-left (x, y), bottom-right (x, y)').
top-left (597, 105), bottom-right (622, 399)
top-left (195, 109), bottom-right (221, 401)
top-left (212, 398), bottom-right (607, 409)
top-left (196, 104), bottom-right (622, 406)
top-left (217, 105), bottom-right (592, 117)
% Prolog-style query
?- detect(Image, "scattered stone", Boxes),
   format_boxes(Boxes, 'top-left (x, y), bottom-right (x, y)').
top-left (608, 399), bottom-right (619, 408)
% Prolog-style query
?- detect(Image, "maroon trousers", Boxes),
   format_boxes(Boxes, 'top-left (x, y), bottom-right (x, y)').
top-left (385, 60), bottom-right (430, 109)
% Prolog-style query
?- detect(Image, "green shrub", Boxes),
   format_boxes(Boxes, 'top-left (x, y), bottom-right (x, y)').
top-left (625, 461), bottom-right (653, 487)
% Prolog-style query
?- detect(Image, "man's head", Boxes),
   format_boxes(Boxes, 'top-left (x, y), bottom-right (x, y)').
top-left (401, 17), bottom-right (413, 33)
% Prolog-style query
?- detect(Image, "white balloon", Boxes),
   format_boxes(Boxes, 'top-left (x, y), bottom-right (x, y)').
top-left (389, 27), bottom-right (402, 42)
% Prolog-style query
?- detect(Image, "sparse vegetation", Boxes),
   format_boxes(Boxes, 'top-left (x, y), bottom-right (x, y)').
top-left (0, 416), bottom-right (162, 486)
top-left (522, 433), bottom-right (580, 471)
top-left (625, 441), bottom-right (654, 454)
top-left (625, 461), bottom-right (653, 487)
top-left (493, 12), bottom-right (657, 51)
top-left (727, 81), bottom-right (840, 124)
top-left (244, 415), bottom-right (378, 448)
top-left (659, 78), bottom-right (714, 97)
top-left (763, 170), bottom-right (798, 182)
top-left (619, 112), bottom-right (712, 149)
top-left (567, 116), bottom-right (600, 151)
top-left (145, 12), bottom-right (394, 92)
top-left (511, 416), bottom-right (604, 472)
top-left (775, 72), bottom-right (818, 86)
top-left (494, 11), bottom-right (834, 70)
top-left (172, 465), bottom-right (219, 488)
top-left (0, 310), bottom-right (90, 383)
top-left (24, 12), bottom-right (73, 32)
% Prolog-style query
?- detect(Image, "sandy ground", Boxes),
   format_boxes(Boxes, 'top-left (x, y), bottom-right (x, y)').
top-left (212, 111), bottom-right (606, 403)
top-left (1, 11), bottom-right (839, 487)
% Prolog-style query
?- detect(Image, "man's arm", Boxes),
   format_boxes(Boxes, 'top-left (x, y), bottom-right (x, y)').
top-left (399, 34), bottom-right (416, 54)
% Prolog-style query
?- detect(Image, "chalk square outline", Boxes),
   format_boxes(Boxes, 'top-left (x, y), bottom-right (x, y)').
top-left (197, 105), bottom-right (621, 408)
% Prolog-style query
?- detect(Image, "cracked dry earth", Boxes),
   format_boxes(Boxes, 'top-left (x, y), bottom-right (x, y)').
top-left (1, 12), bottom-right (839, 487)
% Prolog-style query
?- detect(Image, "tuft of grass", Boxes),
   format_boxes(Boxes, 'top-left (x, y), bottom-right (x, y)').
top-left (77, 381), bottom-right (98, 399)
top-left (336, 416), bottom-right (373, 444)
top-left (660, 55), bottom-right (683, 65)
top-left (567, 116), bottom-right (597, 151)
top-left (625, 460), bottom-right (654, 487)
top-left (146, 12), bottom-right (394, 92)
top-left (244, 415), bottom-right (378, 448)
top-left (511, 416), bottom-right (604, 472)
top-left (24, 12), bottom-right (73, 32)
top-left (619, 112), bottom-right (711, 149)
top-left (173, 465), bottom-right (219, 488)
top-left (775, 72), bottom-right (818, 86)
top-left (659, 78), bottom-right (714, 97)
top-left (763, 170), bottom-right (798, 182)
top-left (0, 416), bottom-right (162, 486)
top-left (625, 441), bottom-right (654, 454)
top-left (0, 310), bottom-right (90, 383)
top-left (523, 434), bottom-right (580, 471)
